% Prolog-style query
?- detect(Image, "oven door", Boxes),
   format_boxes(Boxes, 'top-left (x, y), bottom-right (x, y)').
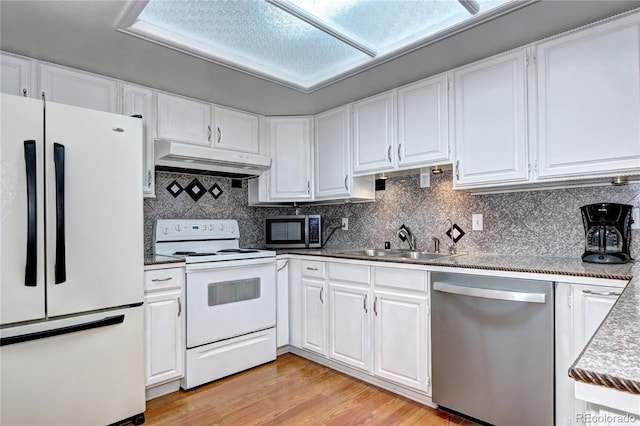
top-left (185, 258), bottom-right (276, 349)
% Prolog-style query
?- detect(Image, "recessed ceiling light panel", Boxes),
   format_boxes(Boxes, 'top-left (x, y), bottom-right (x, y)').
top-left (118, 0), bottom-right (517, 92)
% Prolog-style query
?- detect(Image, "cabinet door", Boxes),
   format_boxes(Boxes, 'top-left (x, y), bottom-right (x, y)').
top-left (397, 75), bottom-right (449, 168)
top-left (453, 50), bottom-right (529, 187)
top-left (268, 117), bottom-right (313, 200)
top-left (329, 282), bottom-right (371, 372)
top-left (536, 15), bottom-right (640, 179)
top-left (144, 290), bottom-right (184, 387)
top-left (353, 91), bottom-right (395, 174)
top-left (315, 105), bottom-right (351, 199)
top-left (123, 84), bottom-right (155, 198)
top-left (302, 278), bottom-right (327, 355)
top-left (156, 92), bottom-right (212, 146)
top-left (39, 64), bottom-right (117, 113)
top-left (1, 53), bottom-right (35, 97)
top-left (214, 106), bottom-right (259, 153)
top-left (374, 289), bottom-right (428, 393)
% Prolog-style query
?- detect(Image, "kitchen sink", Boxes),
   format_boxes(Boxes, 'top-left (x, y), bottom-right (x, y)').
top-left (335, 249), bottom-right (450, 260)
top-left (396, 251), bottom-right (450, 260)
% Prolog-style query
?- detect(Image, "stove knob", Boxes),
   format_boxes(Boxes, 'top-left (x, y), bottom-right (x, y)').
top-left (175, 224), bottom-right (182, 232)
top-left (230, 226), bottom-right (236, 233)
top-left (209, 224), bottom-right (215, 231)
top-left (218, 224), bottom-right (225, 231)
top-left (162, 227), bottom-right (169, 235)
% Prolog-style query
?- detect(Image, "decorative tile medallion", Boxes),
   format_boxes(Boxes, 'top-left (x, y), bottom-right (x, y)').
top-left (166, 180), bottom-right (183, 198)
top-left (185, 178), bottom-right (206, 201)
top-left (446, 223), bottom-right (466, 243)
top-left (209, 183), bottom-right (223, 199)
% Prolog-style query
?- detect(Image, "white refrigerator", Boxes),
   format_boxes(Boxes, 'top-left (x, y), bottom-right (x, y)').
top-left (0, 94), bottom-right (146, 425)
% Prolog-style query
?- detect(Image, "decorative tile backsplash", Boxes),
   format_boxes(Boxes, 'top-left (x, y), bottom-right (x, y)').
top-left (144, 171), bottom-right (640, 260)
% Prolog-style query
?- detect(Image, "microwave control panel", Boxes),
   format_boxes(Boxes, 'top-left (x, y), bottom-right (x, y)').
top-left (309, 216), bottom-right (320, 245)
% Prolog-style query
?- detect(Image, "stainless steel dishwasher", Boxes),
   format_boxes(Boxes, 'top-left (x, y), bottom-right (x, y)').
top-left (431, 273), bottom-right (554, 426)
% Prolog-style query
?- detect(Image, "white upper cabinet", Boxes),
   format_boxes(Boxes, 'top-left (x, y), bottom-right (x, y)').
top-left (0, 53), bottom-right (35, 97)
top-left (268, 117), bottom-right (313, 200)
top-left (314, 105), bottom-right (352, 199)
top-left (156, 92), bottom-right (212, 146)
top-left (535, 14), bottom-right (640, 180)
top-left (315, 106), bottom-right (350, 198)
top-left (39, 63), bottom-right (118, 113)
top-left (396, 74), bottom-right (449, 168)
top-left (452, 49), bottom-right (529, 188)
top-left (213, 106), bottom-right (259, 153)
top-left (123, 84), bottom-right (155, 198)
top-left (353, 91), bottom-right (395, 174)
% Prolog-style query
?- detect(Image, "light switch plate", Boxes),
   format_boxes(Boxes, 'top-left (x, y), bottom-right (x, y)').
top-left (472, 214), bottom-right (483, 231)
top-left (342, 217), bottom-right (349, 231)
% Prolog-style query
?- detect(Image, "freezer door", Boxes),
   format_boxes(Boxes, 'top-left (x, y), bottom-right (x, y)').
top-left (45, 102), bottom-right (144, 317)
top-left (0, 94), bottom-right (46, 325)
top-left (0, 305), bottom-right (145, 425)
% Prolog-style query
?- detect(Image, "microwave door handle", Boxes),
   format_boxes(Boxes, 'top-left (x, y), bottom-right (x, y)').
top-left (53, 143), bottom-right (66, 284)
top-left (24, 140), bottom-right (38, 287)
top-left (304, 216), bottom-right (309, 247)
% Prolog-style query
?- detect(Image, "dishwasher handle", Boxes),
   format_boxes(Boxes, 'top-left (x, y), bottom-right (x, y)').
top-left (433, 281), bottom-right (546, 304)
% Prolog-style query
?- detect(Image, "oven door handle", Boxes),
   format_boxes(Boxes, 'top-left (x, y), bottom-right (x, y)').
top-left (433, 282), bottom-right (546, 304)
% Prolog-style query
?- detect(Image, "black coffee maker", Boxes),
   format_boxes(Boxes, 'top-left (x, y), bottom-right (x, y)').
top-left (581, 203), bottom-right (633, 264)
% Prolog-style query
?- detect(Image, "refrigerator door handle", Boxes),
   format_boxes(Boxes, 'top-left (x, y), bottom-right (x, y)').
top-left (24, 140), bottom-right (38, 287)
top-left (0, 314), bottom-right (125, 347)
top-left (53, 143), bottom-right (66, 284)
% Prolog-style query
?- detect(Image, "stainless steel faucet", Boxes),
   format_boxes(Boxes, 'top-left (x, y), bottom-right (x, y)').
top-left (397, 227), bottom-right (416, 251)
top-left (444, 219), bottom-right (456, 255)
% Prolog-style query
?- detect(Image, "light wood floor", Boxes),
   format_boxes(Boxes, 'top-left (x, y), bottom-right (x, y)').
top-left (144, 353), bottom-right (475, 425)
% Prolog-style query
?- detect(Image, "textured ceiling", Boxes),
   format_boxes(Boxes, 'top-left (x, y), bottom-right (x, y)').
top-left (1, 0), bottom-right (639, 115)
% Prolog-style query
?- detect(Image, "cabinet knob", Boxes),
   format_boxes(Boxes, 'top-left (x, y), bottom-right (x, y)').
top-left (387, 146), bottom-right (392, 163)
top-left (217, 127), bottom-right (221, 143)
top-left (207, 125), bottom-right (212, 141)
top-left (398, 143), bottom-right (402, 162)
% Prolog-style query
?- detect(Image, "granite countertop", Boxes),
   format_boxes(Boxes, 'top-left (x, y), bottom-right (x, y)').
top-left (282, 249), bottom-right (639, 395)
top-left (144, 254), bottom-right (185, 266)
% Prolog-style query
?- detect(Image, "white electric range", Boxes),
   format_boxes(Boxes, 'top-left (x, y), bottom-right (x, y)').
top-left (154, 219), bottom-right (277, 390)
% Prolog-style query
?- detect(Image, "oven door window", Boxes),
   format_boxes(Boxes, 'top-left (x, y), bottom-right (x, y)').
top-left (208, 278), bottom-right (260, 306)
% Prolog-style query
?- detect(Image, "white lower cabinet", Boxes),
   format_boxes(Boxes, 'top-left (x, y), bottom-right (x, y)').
top-left (556, 281), bottom-right (632, 425)
top-left (290, 257), bottom-right (431, 398)
top-left (328, 263), bottom-right (372, 372)
top-left (301, 260), bottom-right (328, 355)
top-left (143, 266), bottom-right (185, 400)
top-left (372, 267), bottom-right (429, 394)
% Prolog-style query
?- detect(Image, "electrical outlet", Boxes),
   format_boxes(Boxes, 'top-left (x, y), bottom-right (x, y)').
top-left (472, 214), bottom-right (483, 231)
top-left (632, 208), bottom-right (640, 230)
top-left (341, 217), bottom-right (349, 231)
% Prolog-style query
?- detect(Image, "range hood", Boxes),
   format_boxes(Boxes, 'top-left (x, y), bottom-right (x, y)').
top-left (155, 140), bottom-right (271, 177)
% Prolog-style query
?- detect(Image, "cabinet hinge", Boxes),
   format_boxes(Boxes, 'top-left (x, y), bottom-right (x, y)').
top-left (427, 377), bottom-right (431, 388)
top-left (568, 293), bottom-right (573, 308)
top-left (526, 55), bottom-right (530, 67)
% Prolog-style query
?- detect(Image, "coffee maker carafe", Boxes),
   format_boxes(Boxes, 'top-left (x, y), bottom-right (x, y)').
top-left (581, 203), bottom-right (633, 264)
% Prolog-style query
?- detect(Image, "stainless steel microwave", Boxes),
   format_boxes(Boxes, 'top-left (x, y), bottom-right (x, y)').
top-left (265, 215), bottom-right (321, 249)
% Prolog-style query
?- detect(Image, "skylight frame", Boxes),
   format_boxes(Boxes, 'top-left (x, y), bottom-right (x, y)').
top-left (116, 0), bottom-right (535, 94)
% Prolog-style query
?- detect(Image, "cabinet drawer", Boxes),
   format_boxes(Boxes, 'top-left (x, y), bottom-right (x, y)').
top-left (329, 263), bottom-right (369, 285)
top-left (144, 268), bottom-right (184, 291)
top-left (301, 260), bottom-right (326, 278)
top-left (372, 267), bottom-right (427, 292)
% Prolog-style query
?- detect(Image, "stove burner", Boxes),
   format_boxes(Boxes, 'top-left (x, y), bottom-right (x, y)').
top-left (173, 251), bottom-right (218, 256)
top-left (217, 249), bottom-right (260, 254)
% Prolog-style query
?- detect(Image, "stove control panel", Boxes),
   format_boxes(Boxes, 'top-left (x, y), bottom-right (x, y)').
top-left (155, 219), bottom-right (238, 241)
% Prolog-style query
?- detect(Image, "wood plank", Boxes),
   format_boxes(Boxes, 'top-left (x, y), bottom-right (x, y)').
top-left (144, 353), bottom-right (476, 425)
